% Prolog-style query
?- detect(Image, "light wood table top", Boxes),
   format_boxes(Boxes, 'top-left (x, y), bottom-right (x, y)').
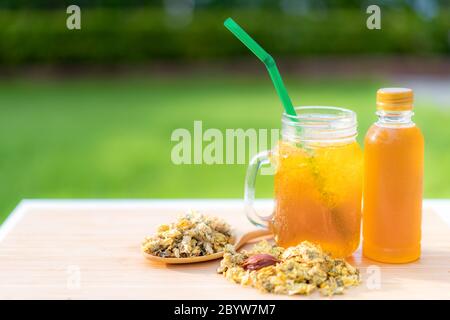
top-left (0, 199), bottom-right (449, 300)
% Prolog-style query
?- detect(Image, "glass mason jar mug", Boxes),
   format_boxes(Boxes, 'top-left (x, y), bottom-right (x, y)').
top-left (245, 107), bottom-right (363, 257)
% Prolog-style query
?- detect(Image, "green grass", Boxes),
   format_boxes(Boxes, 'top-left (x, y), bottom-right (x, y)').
top-left (0, 74), bottom-right (449, 223)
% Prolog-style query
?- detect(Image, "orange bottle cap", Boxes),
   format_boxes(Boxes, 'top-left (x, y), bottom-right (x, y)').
top-left (376, 88), bottom-right (413, 111)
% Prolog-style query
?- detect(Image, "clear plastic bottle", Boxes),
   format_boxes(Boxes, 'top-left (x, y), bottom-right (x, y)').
top-left (363, 88), bottom-right (424, 263)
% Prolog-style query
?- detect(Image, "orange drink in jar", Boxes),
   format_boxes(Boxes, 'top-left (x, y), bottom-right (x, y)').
top-left (245, 107), bottom-right (363, 257)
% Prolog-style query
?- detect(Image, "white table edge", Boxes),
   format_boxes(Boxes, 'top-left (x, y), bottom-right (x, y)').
top-left (1, 198), bottom-right (449, 243)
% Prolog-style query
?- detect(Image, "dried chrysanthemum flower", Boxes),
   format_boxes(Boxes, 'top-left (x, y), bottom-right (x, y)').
top-left (218, 240), bottom-right (360, 296)
top-left (142, 210), bottom-right (233, 258)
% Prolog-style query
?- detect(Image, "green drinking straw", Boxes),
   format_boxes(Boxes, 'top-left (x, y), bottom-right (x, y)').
top-left (225, 19), bottom-right (349, 239)
top-left (224, 17), bottom-right (297, 118)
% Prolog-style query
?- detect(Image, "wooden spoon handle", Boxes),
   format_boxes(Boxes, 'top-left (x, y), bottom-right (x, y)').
top-left (234, 229), bottom-right (272, 250)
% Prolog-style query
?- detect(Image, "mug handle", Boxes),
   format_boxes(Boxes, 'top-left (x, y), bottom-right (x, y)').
top-left (244, 150), bottom-right (273, 228)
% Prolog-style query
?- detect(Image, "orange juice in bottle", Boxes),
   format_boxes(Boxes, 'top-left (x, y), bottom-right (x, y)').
top-left (363, 88), bottom-right (424, 263)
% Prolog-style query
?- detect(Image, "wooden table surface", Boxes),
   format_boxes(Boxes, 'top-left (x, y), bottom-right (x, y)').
top-left (0, 199), bottom-right (449, 300)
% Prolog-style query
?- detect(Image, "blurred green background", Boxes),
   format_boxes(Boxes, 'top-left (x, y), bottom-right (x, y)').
top-left (1, 0), bottom-right (450, 223)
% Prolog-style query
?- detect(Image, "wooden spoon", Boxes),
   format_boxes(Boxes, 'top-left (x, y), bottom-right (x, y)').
top-left (143, 229), bottom-right (272, 264)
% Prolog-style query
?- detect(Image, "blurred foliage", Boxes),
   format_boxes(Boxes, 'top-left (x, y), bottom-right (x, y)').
top-left (0, 75), bottom-right (449, 222)
top-left (0, 0), bottom-right (449, 10)
top-left (0, 6), bottom-right (448, 65)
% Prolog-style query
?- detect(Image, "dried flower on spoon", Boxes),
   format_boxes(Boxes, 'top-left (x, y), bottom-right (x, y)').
top-left (142, 210), bottom-right (233, 258)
